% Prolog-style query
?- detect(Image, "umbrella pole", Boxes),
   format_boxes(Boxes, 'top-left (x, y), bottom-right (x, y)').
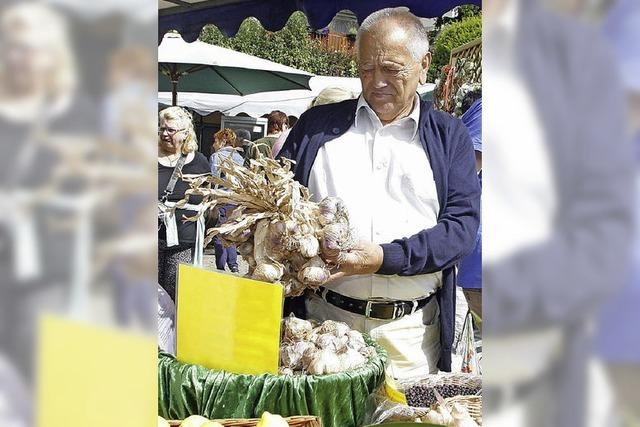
top-left (172, 79), bottom-right (178, 106)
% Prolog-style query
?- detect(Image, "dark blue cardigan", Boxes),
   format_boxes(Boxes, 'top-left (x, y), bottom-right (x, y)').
top-left (278, 98), bottom-right (481, 371)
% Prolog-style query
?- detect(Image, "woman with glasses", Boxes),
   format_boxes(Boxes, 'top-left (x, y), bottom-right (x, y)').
top-left (158, 106), bottom-right (210, 300)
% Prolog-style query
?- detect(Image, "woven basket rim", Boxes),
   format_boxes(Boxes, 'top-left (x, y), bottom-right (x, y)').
top-left (167, 415), bottom-right (321, 426)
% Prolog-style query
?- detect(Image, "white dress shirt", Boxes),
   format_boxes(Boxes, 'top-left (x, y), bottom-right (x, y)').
top-left (308, 94), bottom-right (442, 301)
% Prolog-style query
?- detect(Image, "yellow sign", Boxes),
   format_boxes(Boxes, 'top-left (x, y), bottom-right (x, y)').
top-left (36, 315), bottom-right (156, 427)
top-left (176, 264), bottom-right (282, 375)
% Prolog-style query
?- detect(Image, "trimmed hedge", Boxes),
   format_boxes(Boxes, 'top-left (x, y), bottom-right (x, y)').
top-left (428, 16), bottom-right (482, 81)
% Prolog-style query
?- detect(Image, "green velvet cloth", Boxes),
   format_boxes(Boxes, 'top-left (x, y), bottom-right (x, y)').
top-left (158, 338), bottom-right (387, 427)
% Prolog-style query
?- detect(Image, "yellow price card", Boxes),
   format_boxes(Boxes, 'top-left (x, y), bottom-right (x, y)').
top-left (176, 264), bottom-right (283, 375)
top-left (36, 315), bottom-right (156, 427)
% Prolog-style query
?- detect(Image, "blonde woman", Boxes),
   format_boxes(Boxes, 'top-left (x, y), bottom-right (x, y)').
top-left (158, 106), bottom-right (209, 300)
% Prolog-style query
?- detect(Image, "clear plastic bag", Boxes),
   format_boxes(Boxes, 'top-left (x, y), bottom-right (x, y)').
top-left (363, 390), bottom-right (430, 425)
top-left (458, 311), bottom-right (479, 374)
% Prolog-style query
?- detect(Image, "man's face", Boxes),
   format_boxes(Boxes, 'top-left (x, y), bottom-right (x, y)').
top-left (358, 22), bottom-right (430, 123)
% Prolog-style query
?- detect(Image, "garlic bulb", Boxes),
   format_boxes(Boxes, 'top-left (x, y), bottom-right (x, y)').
top-left (346, 330), bottom-right (366, 351)
top-left (333, 322), bottom-right (351, 338)
top-left (300, 346), bottom-right (319, 371)
top-left (304, 256), bottom-right (326, 269)
top-left (337, 348), bottom-right (366, 370)
top-left (278, 367), bottom-right (294, 376)
top-left (317, 320), bottom-right (342, 335)
top-left (315, 333), bottom-right (341, 352)
top-left (279, 345), bottom-right (303, 370)
top-left (297, 266), bottom-right (330, 287)
top-left (307, 349), bottom-right (342, 375)
top-left (321, 350), bottom-right (343, 374)
top-left (298, 235), bottom-right (320, 258)
top-left (318, 197), bottom-right (349, 226)
top-left (282, 315), bottom-right (313, 342)
top-left (285, 219), bottom-right (300, 234)
top-left (336, 335), bottom-right (349, 352)
top-left (293, 340), bottom-right (315, 356)
top-left (321, 223), bottom-right (343, 258)
top-left (252, 262), bottom-right (284, 282)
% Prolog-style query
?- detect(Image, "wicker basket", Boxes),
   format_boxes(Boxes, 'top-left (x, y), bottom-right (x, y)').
top-left (442, 395), bottom-right (482, 424)
top-left (168, 416), bottom-right (321, 427)
top-left (400, 373), bottom-right (482, 425)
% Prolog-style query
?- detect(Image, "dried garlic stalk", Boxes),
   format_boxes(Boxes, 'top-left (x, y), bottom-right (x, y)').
top-left (181, 155), bottom-right (355, 296)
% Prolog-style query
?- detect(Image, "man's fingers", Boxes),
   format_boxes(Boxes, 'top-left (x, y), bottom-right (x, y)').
top-left (327, 271), bottom-right (346, 283)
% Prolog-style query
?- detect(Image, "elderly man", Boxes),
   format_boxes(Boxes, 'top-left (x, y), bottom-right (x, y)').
top-left (279, 8), bottom-right (480, 377)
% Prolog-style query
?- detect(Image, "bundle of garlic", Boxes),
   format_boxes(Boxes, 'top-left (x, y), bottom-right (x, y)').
top-left (278, 315), bottom-right (377, 375)
top-left (181, 155), bottom-right (355, 296)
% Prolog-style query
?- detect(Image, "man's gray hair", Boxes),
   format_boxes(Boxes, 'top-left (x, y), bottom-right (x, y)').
top-left (356, 8), bottom-right (430, 61)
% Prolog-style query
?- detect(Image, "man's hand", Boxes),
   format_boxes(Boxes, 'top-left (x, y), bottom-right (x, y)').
top-left (324, 240), bottom-right (384, 282)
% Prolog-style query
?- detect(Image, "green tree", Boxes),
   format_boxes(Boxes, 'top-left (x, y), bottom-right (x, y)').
top-left (428, 15), bottom-right (482, 81)
top-left (199, 12), bottom-right (358, 77)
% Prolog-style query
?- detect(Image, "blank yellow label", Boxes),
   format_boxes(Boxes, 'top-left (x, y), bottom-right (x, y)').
top-left (176, 264), bottom-right (282, 375)
top-left (36, 315), bottom-right (156, 427)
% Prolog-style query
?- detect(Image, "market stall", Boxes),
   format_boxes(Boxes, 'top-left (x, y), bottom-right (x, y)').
top-left (157, 3), bottom-right (482, 427)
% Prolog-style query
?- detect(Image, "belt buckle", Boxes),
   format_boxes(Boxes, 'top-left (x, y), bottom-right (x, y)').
top-left (393, 303), bottom-right (405, 319)
top-left (365, 297), bottom-right (390, 319)
top-left (365, 300), bottom-right (373, 318)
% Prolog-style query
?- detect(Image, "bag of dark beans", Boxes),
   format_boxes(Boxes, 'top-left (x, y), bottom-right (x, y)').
top-left (401, 373), bottom-right (482, 408)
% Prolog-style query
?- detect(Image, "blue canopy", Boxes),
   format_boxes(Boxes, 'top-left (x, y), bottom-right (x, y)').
top-left (160, 0), bottom-right (481, 42)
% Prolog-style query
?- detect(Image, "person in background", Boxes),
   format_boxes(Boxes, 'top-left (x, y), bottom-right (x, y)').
top-left (272, 87), bottom-right (358, 158)
top-left (250, 110), bottom-right (288, 159)
top-left (210, 128), bottom-right (242, 273)
top-left (595, 0), bottom-right (640, 422)
top-left (210, 128), bottom-right (242, 177)
top-left (0, 2), bottom-right (98, 383)
top-left (233, 128), bottom-right (253, 166)
top-left (158, 106), bottom-right (210, 300)
top-left (482, 1), bottom-right (632, 426)
top-left (457, 98), bottom-right (482, 321)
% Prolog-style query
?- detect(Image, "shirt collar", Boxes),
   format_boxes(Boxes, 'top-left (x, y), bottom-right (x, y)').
top-left (354, 93), bottom-right (420, 139)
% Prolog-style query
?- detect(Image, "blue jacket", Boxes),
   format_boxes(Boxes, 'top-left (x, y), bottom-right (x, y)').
top-left (278, 97), bottom-right (481, 371)
top-left (458, 171), bottom-right (482, 289)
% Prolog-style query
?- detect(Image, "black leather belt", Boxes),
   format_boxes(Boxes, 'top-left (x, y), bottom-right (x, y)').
top-left (313, 286), bottom-right (434, 320)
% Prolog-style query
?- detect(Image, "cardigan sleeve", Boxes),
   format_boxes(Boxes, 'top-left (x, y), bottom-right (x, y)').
top-left (377, 120), bottom-right (481, 276)
top-left (277, 110), bottom-right (309, 177)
